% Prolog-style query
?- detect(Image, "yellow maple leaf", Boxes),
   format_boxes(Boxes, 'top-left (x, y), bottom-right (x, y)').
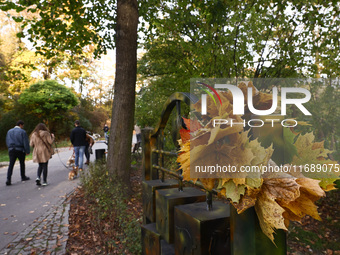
top-left (291, 132), bottom-right (339, 190)
top-left (200, 178), bottom-right (217, 191)
top-left (233, 186), bottom-right (261, 214)
top-left (279, 178), bottom-right (325, 224)
top-left (219, 180), bottom-right (246, 203)
top-left (253, 177), bottom-right (300, 243)
top-left (255, 189), bottom-right (287, 243)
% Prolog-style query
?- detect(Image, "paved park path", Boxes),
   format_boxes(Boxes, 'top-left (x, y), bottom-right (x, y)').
top-left (0, 141), bottom-right (107, 254)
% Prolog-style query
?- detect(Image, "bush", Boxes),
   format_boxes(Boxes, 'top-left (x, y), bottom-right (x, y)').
top-left (80, 161), bottom-right (141, 254)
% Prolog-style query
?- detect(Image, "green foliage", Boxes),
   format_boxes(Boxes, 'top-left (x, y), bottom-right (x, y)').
top-left (0, 0), bottom-right (117, 58)
top-left (54, 139), bottom-right (71, 148)
top-left (18, 80), bottom-right (78, 123)
top-left (0, 11), bottom-right (38, 115)
top-left (0, 108), bottom-right (38, 148)
top-left (307, 80), bottom-right (340, 146)
top-left (136, 82), bottom-right (185, 128)
top-left (81, 161), bottom-right (142, 254)
top-left (136, 0), bottom-right (340, 129)
top-left (71, 97), bottom-right (109, 133)
top-left (290, 79), bottom-right (340, 159)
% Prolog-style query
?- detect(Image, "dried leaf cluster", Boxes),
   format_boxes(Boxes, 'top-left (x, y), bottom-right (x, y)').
top-left (177, 81), bottom-right (339, 243)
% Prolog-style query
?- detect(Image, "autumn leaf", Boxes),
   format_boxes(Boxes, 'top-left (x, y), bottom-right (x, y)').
top-left (177, 141), bottom-right (196, 182)
top-left (279, 178), bottom-right (325, 223)
top-left (251, 168), bottom-right (326, 242)
top-left (233, 186), bottom-right (260, 214)
top-left (245, 176), bottom-right (263, 189)
top-left (255, 190), bottom-right (287, 243)
top-left (291, 132), bottom-right (339, 190)
top-left (200, 178), bottom-right (217, 190)
top-left (219, 180), bottom-right (246, 203)
top-left (179, 118), bottom-right (202, 144)
top-left (178, 118), bottom-right (253, 191)
top-left (252, 177), bottom-right (299, 243)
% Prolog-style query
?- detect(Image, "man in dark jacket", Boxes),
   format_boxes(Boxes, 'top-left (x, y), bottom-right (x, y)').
top-left (70, 120), bottom-right (87, 171)
top-left (6, 120), bottom-right (30, 186)
top-left (103, 123), bottom-right (109, 144)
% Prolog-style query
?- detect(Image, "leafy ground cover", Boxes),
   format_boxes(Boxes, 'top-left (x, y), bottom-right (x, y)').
top-left (287, 187), bottom-right (340, 255)
top-left (66, 161), bottom-right (142, 254)
top-left (66, 161), bottom-right (339, 254)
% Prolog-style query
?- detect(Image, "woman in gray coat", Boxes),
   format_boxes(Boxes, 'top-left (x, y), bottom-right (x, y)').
top-left (30, 123), bottom-right (55, 186)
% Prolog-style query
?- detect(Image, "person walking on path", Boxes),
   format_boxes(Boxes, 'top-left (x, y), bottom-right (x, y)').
top-left (70, 120), bottom-right (87, 172)
top-left (84, 132), bottom-right (95, 165)
top-left (5, 120), bottom-right (30, 186)
top-left (103, 123), bottom-right (109, 143)
top-left (133, 124), bottom-right (141, 153)
top-left (30, 123), bottom-right (55, 186)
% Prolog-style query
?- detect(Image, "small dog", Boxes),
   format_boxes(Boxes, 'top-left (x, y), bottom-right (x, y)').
top-left (68, 166), bottom-right (78, 180)
top-left (66, 154), bottom-right (75, 168)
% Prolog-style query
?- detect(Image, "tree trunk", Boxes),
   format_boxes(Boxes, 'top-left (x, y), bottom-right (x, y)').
top-left (107, 0), bottom-right (138, 186)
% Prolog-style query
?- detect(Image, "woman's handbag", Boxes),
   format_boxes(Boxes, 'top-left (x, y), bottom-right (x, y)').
top-left (40, 135), bottom-right (54, 157)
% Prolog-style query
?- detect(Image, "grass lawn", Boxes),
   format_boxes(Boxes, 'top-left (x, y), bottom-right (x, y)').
top-left (0, 150), bottom-right (10, 162)
top-left (0, 150), bottom-right (33, 162)
top-left (0, 139), bottom-right (71, 163)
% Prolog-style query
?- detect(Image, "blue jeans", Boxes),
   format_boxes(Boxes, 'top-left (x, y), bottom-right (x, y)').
top-left (74, 146), bottom-right (85, 169)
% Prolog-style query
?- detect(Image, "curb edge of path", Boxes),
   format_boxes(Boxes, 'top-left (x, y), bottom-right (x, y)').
top-left (0, 187), bottom-right (78, 255)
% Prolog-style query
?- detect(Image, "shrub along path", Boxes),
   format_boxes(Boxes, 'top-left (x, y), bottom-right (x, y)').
top-left (66, 163), bottom-right (143, 254)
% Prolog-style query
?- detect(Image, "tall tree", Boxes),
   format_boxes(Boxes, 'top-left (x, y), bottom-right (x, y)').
top-left (107, 0), bottom-right (138, 185)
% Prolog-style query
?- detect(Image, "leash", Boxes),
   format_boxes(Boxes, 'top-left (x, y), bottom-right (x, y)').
top-left (53, 140), bottom-right (72, 170)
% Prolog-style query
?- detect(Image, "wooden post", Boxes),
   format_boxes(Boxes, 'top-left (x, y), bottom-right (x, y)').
top-left (142, 127), bottom-right (155, 180)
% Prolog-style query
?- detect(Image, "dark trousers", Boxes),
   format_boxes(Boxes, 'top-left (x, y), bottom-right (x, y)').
top-left (85, 143), bottom-right (90, 162)
top-left (7, 150), bottom-right (26, 181)
top-left (37, 162), bottom-right (48, 183)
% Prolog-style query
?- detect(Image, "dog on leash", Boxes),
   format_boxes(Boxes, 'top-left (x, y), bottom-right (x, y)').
top-left (67, 152), bottom-right (77, 180)
top-left (66, 154), bottom-right (75, 167)
top-left (68, 166), bottom-right (78, 180)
